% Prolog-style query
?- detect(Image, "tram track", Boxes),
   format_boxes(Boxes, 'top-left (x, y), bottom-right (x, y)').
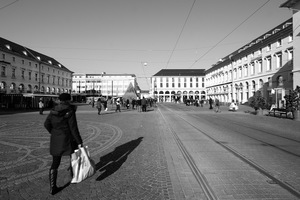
top-left (158, 104), bottom-right (300, 199)
top-left (190, 114), bottom-right (300, 158)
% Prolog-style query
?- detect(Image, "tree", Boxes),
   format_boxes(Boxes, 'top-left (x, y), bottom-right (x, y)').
top-left (248, 91), bottom-right (267, 112)
top-left (284, 86), bottom-right (300, 119)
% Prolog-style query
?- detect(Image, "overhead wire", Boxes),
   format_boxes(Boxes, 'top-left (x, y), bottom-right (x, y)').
top-left (189, 0), bottom-right (271, 69)
top-left (165, 0), bottom-right (196, 69)
top-left (0, 0), bottom-right (20, 11)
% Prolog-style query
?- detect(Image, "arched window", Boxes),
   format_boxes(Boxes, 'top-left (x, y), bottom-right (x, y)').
top-left (0, 81), bottom-right (6, 90)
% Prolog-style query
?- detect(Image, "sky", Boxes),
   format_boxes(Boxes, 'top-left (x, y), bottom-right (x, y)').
top-left (0, 0), bottom-right (292, 90)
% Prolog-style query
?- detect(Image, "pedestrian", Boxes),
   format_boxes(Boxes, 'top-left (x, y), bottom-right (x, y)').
top-left (115, 98), bottom-right (121, 112)
top-left (131, 98), bottom-right (136, 109)
top-left (96, 98), bottom-right (102, 115)
top-left (103, 98), bottom-right (108, 111)
top-left (91, 98), bottom-right (95, 108)
top-left (141, 96), bottom-right (147, 112)
top-left (126, 99), bottom-right (130, 109)
top-left (39, 99), bottom-right (44, 114)
top-left (209, 98), bottom-right (213, 109)
top-left (200, 99), bottom-right (204, 107)
top-left (136, 97), bottom-right (141, 112)
top-left (44, 93), bottom-right (83, 195)
top-left (48, 98), bottom-right (54, 109)
top-left (215, 98), bottom-right (220, 113)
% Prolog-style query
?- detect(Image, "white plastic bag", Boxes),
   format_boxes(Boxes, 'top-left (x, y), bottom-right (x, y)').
top-left (71, 146), bottom-right (95, 183)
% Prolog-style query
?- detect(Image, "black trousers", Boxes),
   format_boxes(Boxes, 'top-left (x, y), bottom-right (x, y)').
top-left (51, 156), bottom-right (62, 169)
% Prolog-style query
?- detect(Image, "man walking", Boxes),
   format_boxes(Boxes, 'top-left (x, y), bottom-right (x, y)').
top-left (215, 98), bottom-right (220, 113)
top-left (141, 97), bottom-right (147, 112)
top-left (39, 99), bottom-right (44, 115)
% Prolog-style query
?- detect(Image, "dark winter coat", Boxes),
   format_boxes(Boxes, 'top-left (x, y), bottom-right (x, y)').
top-left (44, 102), bottom-right (83, 156)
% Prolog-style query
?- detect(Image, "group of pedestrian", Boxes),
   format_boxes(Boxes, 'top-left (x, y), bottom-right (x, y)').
top-left (93, 96), bottom-right (108, 115)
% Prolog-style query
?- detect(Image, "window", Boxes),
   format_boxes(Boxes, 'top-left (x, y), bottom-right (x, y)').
top-left (287, 49), bottom-right (293, 61)
top-left (12, 68), bottom-right (16, 78)
top-left (2, 54), bottom-right (5, 59)
top-left (288, 33), bottom-right (293, 42)
top-left (277, 39), bottom-right (282, 47)
top-left (250, 63), bottom-right (255, 75)
top-left (258, 48), bottom-right (262, 55)
top-left (35, 73), bottom-right (38, 81)
top-left (12, 57), bottom-right (15, 62)
top-left (29, 72), bottom-right (31, 80)
top-left (184, 78), bottom-right (187, 88)
top-left (275, 53), bottom-right (282, 68)
top-left (267, 44), bottom-right (271, 51)
top-left (22, 60), bottom-right (25, 65)
top-left (233, 69), bottom-right (237, 79)
top-left (1, 66), bottom-right (6, 77)
top-left (266, 57), bottom-right (272, 71)
top-left (238, 67), bottom-right (242, 78)
top-left (258, 60), bottom-right (262, 73)
top-left (22, 70), bottom-right (25, 79)
top-left (29, 62), bottom-right (31, 66)
top-left (244, 65), bottom-right (248, 77)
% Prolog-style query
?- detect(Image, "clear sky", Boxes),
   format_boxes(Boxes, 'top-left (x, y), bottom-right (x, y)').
top-left (0, 0), bottom-right (292, 90)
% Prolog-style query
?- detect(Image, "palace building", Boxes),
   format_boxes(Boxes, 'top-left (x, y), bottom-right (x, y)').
top-left (151, 69), bottom-right (206, 103)
top-left (0, 37), bottom-right (73, 108)
top-left (205, 18), bottom-right (294, 107)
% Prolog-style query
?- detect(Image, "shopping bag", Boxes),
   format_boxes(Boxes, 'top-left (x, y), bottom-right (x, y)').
top-left (71, 146), bottom-right (95, 183)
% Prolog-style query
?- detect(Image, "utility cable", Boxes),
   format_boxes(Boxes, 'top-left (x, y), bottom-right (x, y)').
top-left (0, 0), bottom-right (20, 11)
top-left (165, 0), bottom-right (196, 69)
top-left (189, 0), bottom-right (271, 69)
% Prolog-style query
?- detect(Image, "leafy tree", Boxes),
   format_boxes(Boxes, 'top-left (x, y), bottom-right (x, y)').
top-left (248, 91), bottom-right (267, 111)
top-left (284, 86), bottom-right (300, 114)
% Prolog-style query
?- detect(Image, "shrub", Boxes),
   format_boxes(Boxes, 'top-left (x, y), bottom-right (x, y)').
top-left (248, 91), bottom-right (267, 111)
top-left (284, 85), bottom-right (300, 112)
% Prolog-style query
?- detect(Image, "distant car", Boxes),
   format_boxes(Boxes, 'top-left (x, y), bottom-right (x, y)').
top-left (229, 103), bottom-right (238, 111)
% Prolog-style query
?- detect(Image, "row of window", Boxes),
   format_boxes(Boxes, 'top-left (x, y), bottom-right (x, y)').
top-left (207, 50), bottom-right (293, 85)
top-left (207, 75), bottom-right (285, 95)
top-left (1, 66), bottom-right (70, 87)
top-left (1, 53), bottom-right (69, 77)
top-left (0, 81), bottom-right (68, 94)
top-left (156, 82), bottom-right (205, 88)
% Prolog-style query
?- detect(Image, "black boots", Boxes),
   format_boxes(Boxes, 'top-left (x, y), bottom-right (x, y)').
top-left (49, 169), bottom-right (59, 195)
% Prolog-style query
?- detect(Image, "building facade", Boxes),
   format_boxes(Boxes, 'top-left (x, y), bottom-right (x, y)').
top-left (205, 18), bottom-right (294, 107)
top-left (151, 69), bottom-right (206, 103)
top-left (0, 37), bottom-right (73, 95)
top-left (281, 0), bottom-right (300, 89)
top-left (72, 72), bottom-right (139, 98)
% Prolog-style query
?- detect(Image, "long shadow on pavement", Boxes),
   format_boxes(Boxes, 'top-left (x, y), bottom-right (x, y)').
top-left (95, 137), bottom-right (143, 181)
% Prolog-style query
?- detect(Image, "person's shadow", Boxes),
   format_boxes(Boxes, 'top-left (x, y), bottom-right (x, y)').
top-left (95, 137), bottom-right (143, 181)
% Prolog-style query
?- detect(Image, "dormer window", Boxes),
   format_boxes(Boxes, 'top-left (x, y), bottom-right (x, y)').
top-left (23, 51), bottom-right (27, 56)
top-left (37, 56), bottom-right (41, 60)
top-left (273, 28), bottom-right (280, 34)
top-left (5, 44), bottom-right (11, 50)
top-left (48, 60), bottom-right (52, 64)
top-left (58, 64), bottom-right (62, 68)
